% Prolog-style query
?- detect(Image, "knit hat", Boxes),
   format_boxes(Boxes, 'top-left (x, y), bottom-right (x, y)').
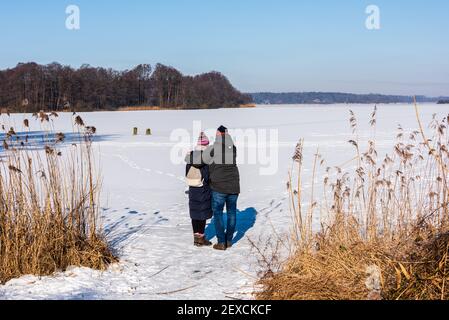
top-left (197, 132), bottom-right (210, 146)
top-left (217, 125), bottom-right (228, 134)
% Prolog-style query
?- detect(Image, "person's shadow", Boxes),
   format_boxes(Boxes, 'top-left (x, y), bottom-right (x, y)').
top-left (205, 207), bottom-right (257, 245)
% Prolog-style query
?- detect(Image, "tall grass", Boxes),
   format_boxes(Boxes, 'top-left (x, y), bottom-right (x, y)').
top-left (0, 112), bottom-right (116, 284)
top-left (258, 102), bottom-right (449, 300)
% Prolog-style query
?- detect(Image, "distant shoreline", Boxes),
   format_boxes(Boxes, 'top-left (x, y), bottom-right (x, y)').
top-left (3, 102), bottom-right (446, 116)
top-left (250, 92), bottom-right (449, 105)
top-left (0, 104), bottom-right (257, 115)
top-left (117, 104), bottom-right (256, 112)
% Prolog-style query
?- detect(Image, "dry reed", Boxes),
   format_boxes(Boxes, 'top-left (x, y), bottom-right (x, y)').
top-left (0, 112), bottom-right (116, 284)
top-left (257, 101), bottom-right (449, 300)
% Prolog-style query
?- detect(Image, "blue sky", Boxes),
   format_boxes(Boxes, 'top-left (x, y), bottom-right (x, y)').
top-left (0, 0), bottom-right (448, 96)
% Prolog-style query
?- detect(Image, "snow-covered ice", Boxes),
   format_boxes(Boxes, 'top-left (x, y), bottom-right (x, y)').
top-left (0, 103), bottom-right (447, 300)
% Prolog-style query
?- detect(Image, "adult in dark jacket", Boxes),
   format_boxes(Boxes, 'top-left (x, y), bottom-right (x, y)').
top-left (202, 125), bottom-right (240, 251)
top-left (185, 132), bottom-right (213, 247)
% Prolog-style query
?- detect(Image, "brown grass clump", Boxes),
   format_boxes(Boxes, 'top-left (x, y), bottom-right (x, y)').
top-left (239, 104), bottom-right (257, 109)
top-left (257, 101), bottom-right (449, 300)
top-left (118, 104), bottom-right (257, 111)
top-left (0, 112), bottom-right (116, 284)
top-left (118, 106), bottom-right (165, 111)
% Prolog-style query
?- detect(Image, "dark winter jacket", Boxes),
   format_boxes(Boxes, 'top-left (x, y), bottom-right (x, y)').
top-left (202, 134), bottom-right (240, 195)
top-left (185, 150), bottom-right (213, 221)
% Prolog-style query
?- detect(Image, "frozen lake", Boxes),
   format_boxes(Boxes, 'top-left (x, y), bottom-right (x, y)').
top-left (1, 103), bottom-right (448, 300)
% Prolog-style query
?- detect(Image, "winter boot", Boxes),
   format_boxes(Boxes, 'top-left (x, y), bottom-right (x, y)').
top-left (194, 234), bottom-right (212, 247)
top-left (213, 243), bottom-right (227, 251)
top-left (226, 242), bottom-right (233, 248)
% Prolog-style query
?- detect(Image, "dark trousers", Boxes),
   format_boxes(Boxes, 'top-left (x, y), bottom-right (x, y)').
top-left (191, 219), bottom-right (206, 234)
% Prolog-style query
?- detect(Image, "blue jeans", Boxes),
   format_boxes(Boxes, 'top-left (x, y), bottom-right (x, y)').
top-left (212, 191), bottom-right (239, 244)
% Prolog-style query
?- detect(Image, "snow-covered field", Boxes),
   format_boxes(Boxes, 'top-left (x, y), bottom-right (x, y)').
top-left (0, 103), bottom-right (447, 300)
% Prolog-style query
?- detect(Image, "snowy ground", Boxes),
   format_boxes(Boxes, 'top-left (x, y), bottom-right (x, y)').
top-left (0, 103), bottom-right (447, 300)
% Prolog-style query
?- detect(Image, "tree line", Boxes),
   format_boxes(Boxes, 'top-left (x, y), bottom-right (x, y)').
top-left (251, 92), bottom-right (447, 105)
top-left (0, 62), bottom-right (252, 112)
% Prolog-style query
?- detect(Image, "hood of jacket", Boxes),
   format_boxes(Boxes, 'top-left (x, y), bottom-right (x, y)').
top-left (214, 133), bottom-right (235, 148)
